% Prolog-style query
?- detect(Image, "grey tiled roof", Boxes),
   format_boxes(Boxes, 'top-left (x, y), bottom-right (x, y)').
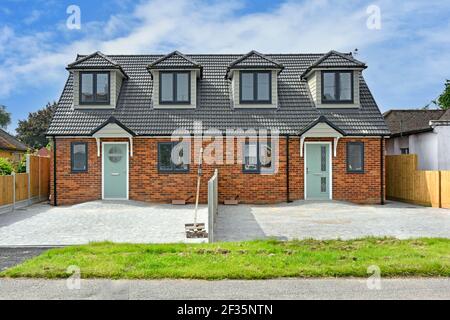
top-left (48, 52), bottom-right (389, 136)
top-left (383, 109), bottom-right (446, 136)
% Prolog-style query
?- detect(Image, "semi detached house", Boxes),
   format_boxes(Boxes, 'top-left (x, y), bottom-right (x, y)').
top-left (47, 50), bottom-right (390, 206)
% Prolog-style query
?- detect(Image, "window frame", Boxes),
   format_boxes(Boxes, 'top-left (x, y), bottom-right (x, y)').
top-left (71, 142), bottom-right (88, 173)
top-left (157, 142), bottom-right (190, 173)
top-left (346, 142), bottom-right (365, 174)
top-left (239, 71), bottom-right (272, 104)
top-left (79, 71), bottom-right (111, 105)
top-left (321, 71), bottom-right (354, 104)
top-left (242, 140), bottom-right (274, 174)
top-left (158, 71), bottom-right (191, 105)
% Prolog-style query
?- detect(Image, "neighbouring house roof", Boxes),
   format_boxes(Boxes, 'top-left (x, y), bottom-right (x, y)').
top-left (37, 147), bottom-right (50, 157)
top-left (0, 129), bottom-right (28, 152)
top-left (439, 109), bottom-right (450, 121)
top-left (301, 50), bottom-right (366, 78)
top-left (48, 52), bottom-right (389, 136)
top-left (383, 109), bottom-right (447, 137)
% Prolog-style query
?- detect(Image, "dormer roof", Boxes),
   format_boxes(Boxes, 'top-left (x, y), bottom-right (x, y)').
top-left (147, 51), bottom-right (203, 77)
top-left (302, 50), bottom-right (366, 78)
top-left (226, 50), bottom-right (284, 78)
top-left (67, 51), bottom-right (129, 78)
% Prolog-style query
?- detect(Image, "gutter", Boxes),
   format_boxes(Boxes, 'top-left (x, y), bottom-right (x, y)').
top-left (286, 135), bottom-right (291, 203)
top-left (53, 136), bottom-right (57, 206)
top-left (380, 136), bottom-right (384, 205)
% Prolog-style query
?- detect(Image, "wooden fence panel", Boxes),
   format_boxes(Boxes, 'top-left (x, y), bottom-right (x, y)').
top-left (15, 173), bottom-right (29, 202)
top-left (442, 171), bottom-right (450, 209)
top-left (0, 155), bottom-right (50, 211)
top-left (29, 155), bottom-right (40, 198)
top-left (386, 155), bottom-right (449, 208)
top-left (39, 157), bottom-right (50, 199)
top-left (0, 175), bottom-right (13, 206)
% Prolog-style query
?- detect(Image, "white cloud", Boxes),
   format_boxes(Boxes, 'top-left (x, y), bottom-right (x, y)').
top-left (1, 0), bottom-right (450, 109)
top-left (23, 9), bottom-right (42, 25)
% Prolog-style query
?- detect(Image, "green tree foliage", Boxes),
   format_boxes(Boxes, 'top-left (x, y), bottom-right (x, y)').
top-left (437, 80), bottom-right (450, 110)
top-left (0, 158), bottom-right (13, 175)
top-left (16, 102), bottom-right (57, 149)
top-left (0, 105), bottom-right (11, 129)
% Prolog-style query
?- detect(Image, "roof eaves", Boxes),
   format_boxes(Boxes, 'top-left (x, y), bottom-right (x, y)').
top-left (390, 127), bottom-right (434, 138)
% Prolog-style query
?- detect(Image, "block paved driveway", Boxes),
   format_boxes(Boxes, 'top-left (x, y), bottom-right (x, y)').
top-left (0, 200), bottom-right (449, 246)
top-left (0, 201), bottom-right (208, 246)
top-left (215, 200), bottom-right (450, 241)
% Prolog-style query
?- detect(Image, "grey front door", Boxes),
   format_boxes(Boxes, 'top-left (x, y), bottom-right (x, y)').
top-left (103, 143), bottom-right (128, 199)
top-left (305, 143), bottom-right (331, 200)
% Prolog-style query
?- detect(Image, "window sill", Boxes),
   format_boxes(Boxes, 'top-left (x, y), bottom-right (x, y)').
top-left (75, 104), bottom-right (115, 109)
top-left (158, 170), bottom-right (190, 174)
top-left (154, 105), bottom-right (196, 109)
top-left (234, 104), bottom-right (277, 109)
top-left (346, 170), bottom-right (365, 174)
top-left (316, 103), bottom-right (360, 109)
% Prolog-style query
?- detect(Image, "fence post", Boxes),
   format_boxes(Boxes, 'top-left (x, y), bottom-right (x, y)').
top-left (38, 156), bottom-right (41, 201)
top-left (438, 171), bottom-right (442, 208)
top-left (12, 171), bottom-right (16, 211)
top-left (26, 154), bottom-right (31, 205)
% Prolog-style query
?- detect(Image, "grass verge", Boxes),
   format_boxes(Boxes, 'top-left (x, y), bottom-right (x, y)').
top-left (1, 238), bottom-right (449, 279)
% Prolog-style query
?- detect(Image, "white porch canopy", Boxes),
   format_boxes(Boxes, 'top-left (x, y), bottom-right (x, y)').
top-left (91, 117), bottom-right (136, 157)
top-left (299, 116), bottom-right (344, 157)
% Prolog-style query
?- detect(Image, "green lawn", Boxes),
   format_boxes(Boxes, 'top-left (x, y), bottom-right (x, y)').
top-left (2, 238), bottom-right (450, 279)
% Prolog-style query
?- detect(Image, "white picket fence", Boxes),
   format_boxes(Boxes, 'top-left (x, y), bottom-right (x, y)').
top-left (207, 169), bottom-right (219, 242)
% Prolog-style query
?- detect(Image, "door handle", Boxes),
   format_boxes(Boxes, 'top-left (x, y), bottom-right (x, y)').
top-left (111, 173), bottom-right (120, 176)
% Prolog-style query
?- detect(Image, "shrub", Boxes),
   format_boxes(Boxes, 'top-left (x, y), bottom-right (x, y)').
top-left (15, 155), bottom-right (27, 173)
top-left (0, 158), bottom-right (13, 175)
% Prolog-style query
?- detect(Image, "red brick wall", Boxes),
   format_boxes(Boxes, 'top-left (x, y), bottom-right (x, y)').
top-left (50, 137), bottom-right (384, 206)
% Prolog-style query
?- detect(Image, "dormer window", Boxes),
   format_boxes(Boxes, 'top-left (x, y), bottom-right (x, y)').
top-left (321, 71), bottom-right (353, 104)
top-left (159, 71), bottom-right (190, 104)
top-left (80, 72), bottom-right (110, 105)
top-left (240, 71), bottom-right (271, 104)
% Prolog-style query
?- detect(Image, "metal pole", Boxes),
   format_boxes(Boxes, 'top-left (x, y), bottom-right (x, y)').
top-left (193, 147), bottom-right (204, 227)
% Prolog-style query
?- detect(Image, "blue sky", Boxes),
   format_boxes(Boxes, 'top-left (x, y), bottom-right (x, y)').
top-left (1, 0), bottom-right (449, 134)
